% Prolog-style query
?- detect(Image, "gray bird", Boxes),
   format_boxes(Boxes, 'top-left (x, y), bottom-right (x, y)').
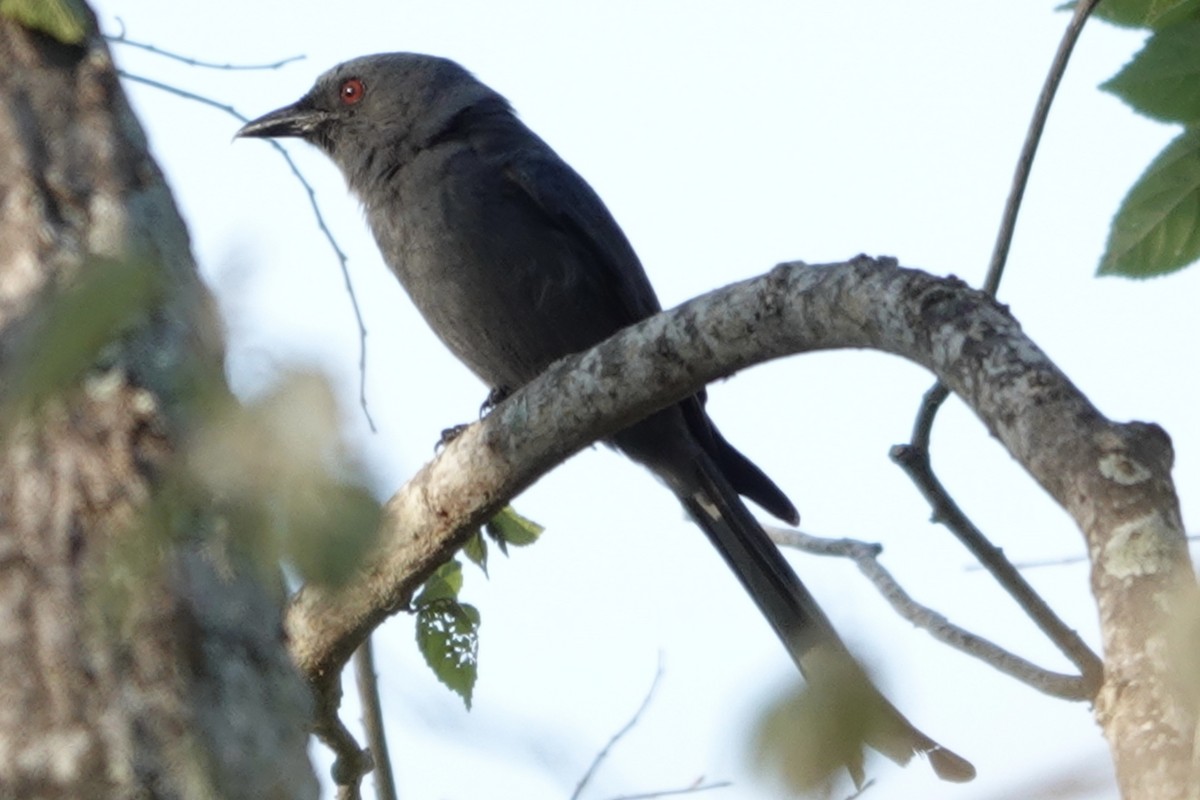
top-left (238, 53), bottom-right (973, 784)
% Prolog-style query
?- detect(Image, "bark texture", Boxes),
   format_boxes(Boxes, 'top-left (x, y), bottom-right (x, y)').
top-left (0, 11), bottom-right (316, 800)
top-left (288, 257), bottom-right (1194, 798)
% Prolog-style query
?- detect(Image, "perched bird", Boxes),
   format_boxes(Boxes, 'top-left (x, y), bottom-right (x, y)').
top-left (238, 53), bottom-right (973, 784)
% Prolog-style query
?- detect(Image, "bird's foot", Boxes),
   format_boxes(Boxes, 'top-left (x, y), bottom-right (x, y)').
top-left (436, 424), bottom-right (469, 451)
top-left (479, 385), bottom-right (510, 417)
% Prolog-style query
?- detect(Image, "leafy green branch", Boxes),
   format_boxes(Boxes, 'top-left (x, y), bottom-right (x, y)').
top-left (412, 505), bottom-right (543, 708)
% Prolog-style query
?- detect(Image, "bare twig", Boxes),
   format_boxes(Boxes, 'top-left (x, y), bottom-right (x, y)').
top-left (769, 526), bottom-right (1093, 701)
top-left (117, 70), bottom-right (241, 115)
top-left (965, 551), bottom-right (1090, 572)
top-left (605, 780), bottom-right (734, 800)
top-left (572, 658), bottom-right (664, 800)
top-left (964, 533), bottom-right (1200, 572)
top-left (106, 29), bottom-right (303, 70)
top-left (115, 70), bottom-right (377, 432)
top-left (984, 0), bottom-right (1103, 294)
top-left (354, 638), bottom-right (398, 800)
top-left (262, 130), bottom-right (377, 433)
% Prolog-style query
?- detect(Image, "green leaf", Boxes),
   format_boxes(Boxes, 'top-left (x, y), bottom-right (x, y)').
top-left (485, 505), bottom-right (545, 552)
top-left (414, 560), bottom-right (464, 606)
top-left (1099, 127), bottom-right (1200, 278)
top-left (1102, 19), bottom-right (1200, 123)
top-left (415, 598), bottom-right (480, 708)
top-left (0, 0), bottom-right (89, 44)
top-left (413, 561), bottom-right (480, 706)
top-left (462, 530), bottom-right (489, 576)
top-left (1089, 0), bottom-right (1200, 29)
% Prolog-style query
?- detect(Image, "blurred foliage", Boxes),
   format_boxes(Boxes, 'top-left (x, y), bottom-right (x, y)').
top-left (749, 651), bottom-right (890, 796)
top-left (1090, 2), bottom-right (1200, 277)
top-left (0, 0), bottom-right (89, 44)
top-left (187, 372), bottom-right (380, 587)
top-left (0, 258), bottom-right (163, 424)
top-left (1, 258), bottom-right (381, 623)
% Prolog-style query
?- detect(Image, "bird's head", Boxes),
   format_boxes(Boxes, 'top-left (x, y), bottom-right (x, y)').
top-left (237, 52), bottom-right (503, 188)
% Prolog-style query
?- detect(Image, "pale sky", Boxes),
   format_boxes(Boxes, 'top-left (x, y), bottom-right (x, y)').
top-left (97, 2), bottom-right (1195, 798)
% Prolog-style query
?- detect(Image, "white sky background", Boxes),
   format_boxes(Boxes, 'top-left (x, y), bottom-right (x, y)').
top-left (94, 1), bottom-right (1196, 798)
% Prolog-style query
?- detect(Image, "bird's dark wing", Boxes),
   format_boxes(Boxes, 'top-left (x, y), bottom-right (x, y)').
top-left (498, 140), bottom-right (663, 325)
top-left (497, 138), bottom-right (798, 523)
top-left (477, 128), bottom-right (794, 522)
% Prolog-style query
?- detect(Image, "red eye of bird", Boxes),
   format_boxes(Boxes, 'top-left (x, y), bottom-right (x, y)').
top-left (340, 77), bottom-right (365, 105)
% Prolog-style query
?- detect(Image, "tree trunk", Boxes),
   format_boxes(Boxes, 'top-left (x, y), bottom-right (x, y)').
top-left (0, 10), bottom-right (317, 800)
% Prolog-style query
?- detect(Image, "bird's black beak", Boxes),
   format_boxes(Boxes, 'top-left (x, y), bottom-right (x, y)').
top-left (237, 98), bottom-right (327, 140)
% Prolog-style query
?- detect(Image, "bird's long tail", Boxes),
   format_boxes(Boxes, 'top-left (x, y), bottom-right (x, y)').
top-left (679, 452), bottom-right (976, 784)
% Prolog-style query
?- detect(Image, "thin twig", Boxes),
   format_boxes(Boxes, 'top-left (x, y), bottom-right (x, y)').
top-left (115, 70), bottom-right (377, 432)
top-left (965, 551), bottom-right (1090, 572)
top-left (264, 132), bottom-right (377, 433)
top-left (354, 638), bottom-right (398, 800)
top-left (964, 532), bottom-right (1200, 572)
top-left (572, 657), bottom-right (664, 800)
top-left (984, 0), bottom-right (1103, 294)
top-left (106, 30), bottom-right (303, 70)
top-left (118, 70), bottom-right (243, 116)
top-left (769, 526), bottom-right (1093, 701)
top-left (605, 781), bottom-right (733, 800)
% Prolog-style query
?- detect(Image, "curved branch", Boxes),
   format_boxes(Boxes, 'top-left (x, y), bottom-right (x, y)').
top-left (285, 257), bottom-right (1192, 788)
